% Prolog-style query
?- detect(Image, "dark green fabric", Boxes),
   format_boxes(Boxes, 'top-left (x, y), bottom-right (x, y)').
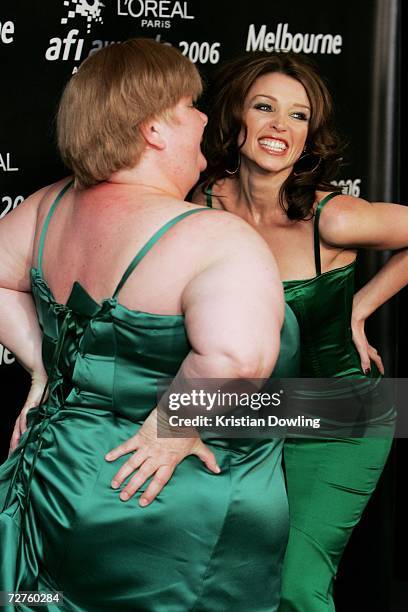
top-left (279, 194), bottom-right (393, 612)
top-left (0, 184), bottom-right (300, 611)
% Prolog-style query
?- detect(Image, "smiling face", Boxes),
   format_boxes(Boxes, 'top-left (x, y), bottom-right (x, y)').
top-left (240, 72), bottom-right (311, 177)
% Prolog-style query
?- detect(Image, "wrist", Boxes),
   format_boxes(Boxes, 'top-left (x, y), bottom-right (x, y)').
top-left (352, 295), bottom-right (372, 323)
top-left (157, 405), bottom-right (199, 438)
top-left (30, 367), bottom-right (48, 385)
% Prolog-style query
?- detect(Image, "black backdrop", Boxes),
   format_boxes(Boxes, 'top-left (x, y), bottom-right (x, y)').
top-left (1, 2), bottom-right (406, 609)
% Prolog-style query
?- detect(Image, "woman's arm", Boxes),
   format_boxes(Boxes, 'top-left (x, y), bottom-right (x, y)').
top-left (0, 187), bottom-right (48, 451)
top-left (319, 196), bottom-right (408, 250)
top-left (0, 289), bottom-right (48, 454)
top-left (106, 213), bottom-right (284, 506)
top-left (320, 196), bottom-right (408, 372)
top-left (351, 249), bottom-right (408, 373)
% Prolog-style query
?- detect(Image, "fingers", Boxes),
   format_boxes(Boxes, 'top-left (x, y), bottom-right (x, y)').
top-left (111, 447), bottom-right (148, 489)
top-left (193, 441), bottom-right (221, 474)
top-left (19, 405), bottom-right (30, 435)
top-left (351, 319), bottom-right (385, 375)
top-left (139, 465), bottom-right (174, 507)
top-left (353, 339), bottom-right (370, 373)
top-left (8, 417), bottom-right (22, 456)
top-left (352, 327), bottom-right (371, 374)
top-left (105, 434), bottom-right (140, 461)
top-left (107, 425), bottom-right (221, 508)
top-left (368, 345), bottom-right (385, 375)
top-left (359, 351), bottom-right (371, 375)
top-left (119, 458), bottom-right (160, 502)
top-left (9, 376), bottom-right (49, 458)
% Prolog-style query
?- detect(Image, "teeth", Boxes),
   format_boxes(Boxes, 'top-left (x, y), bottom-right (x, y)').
top-left (259, 138), bottom-right (287, 152)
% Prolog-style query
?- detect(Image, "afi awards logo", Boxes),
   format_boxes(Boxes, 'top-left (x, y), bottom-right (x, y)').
top-left (45, 0), bottom-right (114, 66)
top-left (61, 0), bottom-right (104, 33)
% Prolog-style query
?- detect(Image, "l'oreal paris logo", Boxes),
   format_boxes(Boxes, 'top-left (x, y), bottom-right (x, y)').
top-left (117, 0), bottom-right (194, 20)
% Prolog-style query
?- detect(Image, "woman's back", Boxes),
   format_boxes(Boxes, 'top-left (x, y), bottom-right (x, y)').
top-left (31, 180), bottom-right (208, 422)
top-left (34, 180), bottom-right (218, 315)
top-left (0, 180), bottom-right (298, 612)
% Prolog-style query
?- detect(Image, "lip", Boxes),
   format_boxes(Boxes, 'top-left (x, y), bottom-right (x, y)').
top-left (258, 136), bottom-right (289, 156)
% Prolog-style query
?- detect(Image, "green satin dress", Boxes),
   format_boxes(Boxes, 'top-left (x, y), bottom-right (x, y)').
top-left (206, 188), bottom-right (393, 612)
top-left (0, 182), bottom-right (300, 611)
top-left (279, 193), bottom-right (393, 612)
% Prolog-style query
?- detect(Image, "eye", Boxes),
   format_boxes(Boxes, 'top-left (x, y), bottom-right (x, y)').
top-left (291, 111), bottom-right (309, 121)
top-left (254, 102), bottom-right (274, 112)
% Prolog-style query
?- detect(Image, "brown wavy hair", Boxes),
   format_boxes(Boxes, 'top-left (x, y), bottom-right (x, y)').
top-left (203, 52), bottom-right (344, 220)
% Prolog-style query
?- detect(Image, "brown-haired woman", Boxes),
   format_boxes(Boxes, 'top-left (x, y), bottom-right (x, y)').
top-left (194, 51), bottom-right (408, 611)
top-left (0, 41), bottom-right (299, 610)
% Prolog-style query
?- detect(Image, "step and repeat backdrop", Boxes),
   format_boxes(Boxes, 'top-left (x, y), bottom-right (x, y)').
top-left (0, 0), bottom-right (404, 608)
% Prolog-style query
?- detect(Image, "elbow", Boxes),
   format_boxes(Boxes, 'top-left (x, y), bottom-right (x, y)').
top-left (221, 346), bottom-right (280, 380)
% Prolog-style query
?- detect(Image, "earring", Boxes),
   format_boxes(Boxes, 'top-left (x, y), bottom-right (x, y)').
top-left (297, 145), bottom-right (307, 160)
top-left (226, 153), bottom-right (241, 175)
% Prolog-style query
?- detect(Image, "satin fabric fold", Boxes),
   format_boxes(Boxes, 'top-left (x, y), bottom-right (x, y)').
top-left (1, 261), bottom-right (299, 610)
top-left (280, 199), bottom-right (394, 612)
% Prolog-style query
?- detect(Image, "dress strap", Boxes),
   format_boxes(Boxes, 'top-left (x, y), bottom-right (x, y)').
top-left (313, 192), bottom-right (339, 276)
top-left (206, 185), bottom-right (213, 208)
top-left (113, 207), bottom-right (211, 298)
top-left (37, 180), bottom-right (74, 273)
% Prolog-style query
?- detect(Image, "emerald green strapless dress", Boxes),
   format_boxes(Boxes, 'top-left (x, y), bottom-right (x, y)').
top-left (279, 193), bottom-right (393, 612)
top-left (0, 182), bottom-right (300, 611)
top-left (206, 187), bottom-right (393, 612)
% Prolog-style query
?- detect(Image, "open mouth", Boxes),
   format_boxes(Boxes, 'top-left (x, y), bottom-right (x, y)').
top-left (259, 138), bottom-right (288, 154)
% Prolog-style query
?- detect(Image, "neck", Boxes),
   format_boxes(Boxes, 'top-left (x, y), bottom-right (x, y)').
top-left (108, 152), bottom-right (188, 200)
top-left (235, 161), bottom-right (291, 225)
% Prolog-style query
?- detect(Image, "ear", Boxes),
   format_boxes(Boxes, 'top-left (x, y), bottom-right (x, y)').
top-left (139, 117), bottom-right (167, 150)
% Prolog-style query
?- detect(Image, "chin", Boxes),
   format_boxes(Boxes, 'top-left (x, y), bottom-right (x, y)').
top-left (199, 156), bottom-right (207, 172)
top-left (257, 158), bottom-right (293, 175)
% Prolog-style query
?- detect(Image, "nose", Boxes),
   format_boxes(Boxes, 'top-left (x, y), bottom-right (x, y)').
top-left (199, 109), bottom-right (208, 127)
top-left (270, 111), bottom-right (287, 132)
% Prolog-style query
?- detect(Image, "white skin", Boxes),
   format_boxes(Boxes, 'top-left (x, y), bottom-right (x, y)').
top-left (0, 95), bottom-right (283, 506)
top-left (193, 71), bottom-right (408, 373)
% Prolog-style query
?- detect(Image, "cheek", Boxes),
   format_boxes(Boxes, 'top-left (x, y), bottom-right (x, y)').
top-left (238, 126), bottom-right (246, 149)
top-left (294, 127), bottom-right (308, 150)
top-left (239, 119), bottom-right (260, 151)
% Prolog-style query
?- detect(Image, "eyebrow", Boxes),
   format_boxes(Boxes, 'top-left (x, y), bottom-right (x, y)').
top-left (250, 94), bottom-right (311, 111)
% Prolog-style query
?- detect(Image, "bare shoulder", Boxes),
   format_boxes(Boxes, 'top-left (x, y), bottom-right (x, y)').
top-left (202, 210), bottom-right (277, 272)
top-left (182, 200), bottom-right (274, 263)
top-left (0, 178), bottom-right (73, 232)
top-left (35, 177), bottom-right (74, 214)
top-left (190, 203), bottom-right (262, 237)
top-left (6, 178), bottom-right (74, 224)
top-left (316, 191), bottom-right (371, 245)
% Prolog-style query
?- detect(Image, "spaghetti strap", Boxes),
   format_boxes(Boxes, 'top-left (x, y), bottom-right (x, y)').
top-left (206, 185), bottom-right (213, 208)
top-left (37, 180), bottom-right (74, 273)
top-left (113, 207), bottom-right (211, 298)
top-left (313, 192), bottom-right (339, 276)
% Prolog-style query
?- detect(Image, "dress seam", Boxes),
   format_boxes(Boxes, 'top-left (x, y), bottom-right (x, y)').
top-left (190, 453), bottom-right (232, 612)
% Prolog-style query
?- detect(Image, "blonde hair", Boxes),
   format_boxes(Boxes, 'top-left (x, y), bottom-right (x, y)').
top-left (57, 38), bottom-right (202, 188)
